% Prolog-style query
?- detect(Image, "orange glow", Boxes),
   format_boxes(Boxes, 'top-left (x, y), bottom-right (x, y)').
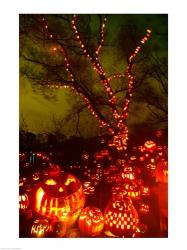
top-left (31, 219), bottom-right (49, 238)
top-left (58, 187), bottom-right (64, 192)
top-left (45, 179), bottom-right (57, 185)
top-left (64, 176), bottom-right (76, 186)
top-left (35, 187), bottom-right (45, 211)
top-left (79, 206), bottom-right (104, 236)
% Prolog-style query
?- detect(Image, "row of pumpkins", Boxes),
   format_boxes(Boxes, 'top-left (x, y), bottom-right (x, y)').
top-left (20, 172), bottom-right (147, 238)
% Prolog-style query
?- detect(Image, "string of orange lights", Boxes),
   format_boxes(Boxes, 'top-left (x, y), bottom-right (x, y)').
top-left (39, 15), bottom-right (152, 148)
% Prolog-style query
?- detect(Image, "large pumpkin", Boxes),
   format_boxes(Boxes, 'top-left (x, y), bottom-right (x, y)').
top-left (79, 206), bottom-right (104, 236)
top-left (34, 173), bottom-right (85, 227)
top-left (104, 196), bottom-right (139, 237)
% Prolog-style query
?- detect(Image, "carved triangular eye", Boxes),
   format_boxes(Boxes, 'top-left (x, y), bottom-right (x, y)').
top-left (64, 175), bottom-right (76, 186)
top-left (45, 179), bottom-right (57, 185)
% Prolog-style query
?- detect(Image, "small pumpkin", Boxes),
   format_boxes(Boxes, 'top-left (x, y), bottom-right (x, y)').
top-left (124, 182), bottom-right (141, 199)
top-left (32, 172), bottom-right (40, 181)
top-left (121, 166), bottom-right (136, 181)
top-left (141, 186), bottom-right (151, 196)
top-left (31, 219), bottom-right (50, 237)
top-left (139, 203), bottom-right (150, 214)
top-left (19, 193), bottom-right (29, 210)
top-left (79, 206), bottom-right (104, 236)
top-left (144, 140), bottom-right (156, 152)
top-left (48, 163), bottom-right (61, 177)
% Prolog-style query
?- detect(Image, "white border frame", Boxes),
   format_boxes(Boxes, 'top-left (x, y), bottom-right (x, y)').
top-left (1, 0), bottom-right (187, 249)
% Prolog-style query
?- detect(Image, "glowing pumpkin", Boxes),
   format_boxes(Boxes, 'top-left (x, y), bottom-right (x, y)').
top-left (144, 140), bottom-right (156, 152)
top-left (32, 172), bottom-right (40, 181)
top-left (109, 165), bottom-right (118, 173)
top-left (94, 152), bottom-right (103, 160)
top-left (139, 156), bottom-right (145, 162)
top-left (100, 149), bottom-right (109, 157)
top-left (124, 182), bottom-right (140, 199)
top-left (104, 196), bottom-right (139, 237)
top-left (146, 164), bottom-right (157, 173)
top-left (121, 166), bottom-right (136, 181)
top-left (111, 185), bottom-right (127, 201)
top-left (83, 181), bottom-right (95, 195)
top-left (141, 186), bottom-right (151, 196)
top-left (79, 206), bottom-right (104, 236)
top-left (34, 173), bottom-right (85, 227)
top-left (139, 203), bottom-right (150, 214)
top-left (48, 163), bottom-right (61, 177)
top-left (31, 219), bottom-right (50, 237)
top-left (19, 194), bottom-right (29, 210)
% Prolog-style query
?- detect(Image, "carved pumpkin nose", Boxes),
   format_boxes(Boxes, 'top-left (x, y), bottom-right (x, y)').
top-left (58, 187), bottom-right (64, 192)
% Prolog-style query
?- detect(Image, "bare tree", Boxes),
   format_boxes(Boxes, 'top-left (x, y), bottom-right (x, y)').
top-left (20, 14), bottom-right (155, 151)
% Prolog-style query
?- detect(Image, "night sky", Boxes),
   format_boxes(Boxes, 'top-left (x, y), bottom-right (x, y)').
top-left (20, 14), bottom-right (168, 138)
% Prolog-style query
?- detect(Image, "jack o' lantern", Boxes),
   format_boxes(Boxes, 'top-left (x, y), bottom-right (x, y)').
top-left (144, 140), bottom-right (156, 152)
top-left (124, 182), bottom-right (140, 199)
top-left (34, 173), bottom-right (85, 227)
top-left (48, 163), bottom-right (61, 177)
top-left (104, 196), bottom-right (139, 237)
top-left (32, 172), bottom-right (40, 181)
top-left (121, 166), bottom-right (136, 181)
top-left (111, 185), bottom-right (127, 201)
top-left (31, 219), bottom-right (50, 237)
top-left (19, 193), bottom-right (29, 210)
top-left (139, 203), bottom-right (150, 214)
top-left (94, 152), bottom-right (103, 161)
top-left (79, 206), bottom-right (104, 236)
top-left (141, 186), bottom-right (151, 196)
top-left (109, 165), bottom-right (118, 173)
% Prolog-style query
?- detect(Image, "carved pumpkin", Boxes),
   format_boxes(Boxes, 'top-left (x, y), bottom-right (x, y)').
top-left (79, 206), bottom-right (104, 236)
top-left (32, 172), bottom-right (40, 181)
top-left (139, 156), bottom-right (145, 162)
top-left (34, 173), bottom-right (85, 227)
top-left (146, 163), bottom-right (157, 171)
top-left (83, 181), bottom-right (95, 195)
top-left (100, 149), bottom-right (109, 157)
top-left (139, 203), bottom-right (150, 214)
top-left (19, 194), bottom-right (29, 210)
top-left (31, 219), bottom-right (50, 237)
top-left (144, 140), bottom-right (156, 152)
top-left (109, 165), bottom-right (118, 173)
top-left (141, 186), bottom-right (151, 196)
top-left (104, 196), bottom-right (139, 237)
top-left (121, 166), bottom-right (136, 181)
top-left (111, 185), bottom-right (127, 201)
top-left (124, 182), bottom-right (141, 199)
top-left (48, 163), bottom-right (61, 177)
top-left (94, 152), bottom-right (103, 161)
